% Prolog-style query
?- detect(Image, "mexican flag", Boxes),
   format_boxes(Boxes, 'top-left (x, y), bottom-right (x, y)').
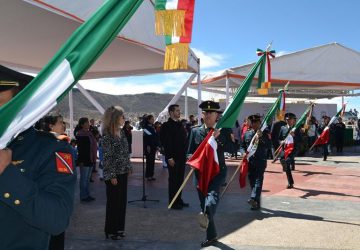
top-left (312, 103), bottom-right (346, 147)
top-left (239, 88), bottom-right (287, 188)
top-left (156, 0), bottom-right (195, 70)
top-left (187, 51), bottom-right (266, 194)
top-left (187, 129), bottom-right (219, 195)
top-left (215, 54), bottom-right (266, 129)
top-left (282, 104), bottom-right (314, 159)
top-left (0, 0), bottom-right (143, 149)
top-left (256, 48), bottom-right (276, 95)
top-left (155, 0), bottom-right (194, 37)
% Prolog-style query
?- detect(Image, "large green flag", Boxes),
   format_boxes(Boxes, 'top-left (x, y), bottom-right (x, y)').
top-left (216, 54), bottom-right (265, 129)
top-left (0, 0), bottom-right (143, 148)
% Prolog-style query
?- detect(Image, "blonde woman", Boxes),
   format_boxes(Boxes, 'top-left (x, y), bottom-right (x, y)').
top-left (101, 106), bottom-right (132, 240)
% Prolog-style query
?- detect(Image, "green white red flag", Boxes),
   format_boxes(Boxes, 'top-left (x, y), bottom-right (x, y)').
top-left (187, 49), bottom-right (269, 193)
top-left (283, 103), bottom-right (315, 159)
top-left (0, 0), bottom-right (143, 149)
top-left (155, 0), bottom-right (195, 70)
top-left (256, 48), bottom-right (276, 95)
top-left (239, 88), bottom-right (288, 188)
top-left (312, 103), bottom-right (347, 147)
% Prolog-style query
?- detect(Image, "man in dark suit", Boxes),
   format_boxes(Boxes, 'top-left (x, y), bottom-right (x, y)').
top-left (187, 100), bottom-right (232, 248)
top-left (160, 104), bottom-right (189, 209)
top-left (0, 65), bottom-right (76, 249)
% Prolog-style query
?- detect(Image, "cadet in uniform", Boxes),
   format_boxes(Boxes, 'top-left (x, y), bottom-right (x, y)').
top-left (278, 113), bottom-right (300, 189)
top-left (0, 65), bottom-right (76, 250)
top-left (240, 115), bottom-right (271, 210)
top-left (187, 100), bottom-right (232, 248)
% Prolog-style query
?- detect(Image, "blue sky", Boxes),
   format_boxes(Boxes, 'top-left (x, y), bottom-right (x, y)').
top-left (81, 0), bottom-right (360, 110)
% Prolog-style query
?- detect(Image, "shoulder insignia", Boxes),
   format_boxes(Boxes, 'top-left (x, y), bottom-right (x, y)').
top-left (55, 152), bottom-right (74, 174)
top-left (12, 160), bottom-right (24, 165)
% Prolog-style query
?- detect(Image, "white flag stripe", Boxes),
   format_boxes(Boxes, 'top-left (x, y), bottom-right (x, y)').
top-left (0, 60), bottom-right (74, 148)
top-left (166, 0), bottom-right (179, 9)
top-left (171, 36), bottom-right (180, 43)
top-left (207, 135), bottom-right (219, 164)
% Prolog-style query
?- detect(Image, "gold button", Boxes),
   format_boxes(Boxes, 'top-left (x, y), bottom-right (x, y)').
top-left (14, 200), bottom-right (21, 205)
top-left (4, 193), bottom-right (10, 199)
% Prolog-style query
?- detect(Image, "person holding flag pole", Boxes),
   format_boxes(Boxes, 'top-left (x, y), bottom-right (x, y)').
top-left (220, 84), bottom-right (288, 199)
top-left (309, 103), bottom-right (347, 160)
top-left (240, 115), bottom-right (271, 210)
top-left (278, 103), bottom-right (315, 188)
top-left (168, 45), bottom-right (274, 247)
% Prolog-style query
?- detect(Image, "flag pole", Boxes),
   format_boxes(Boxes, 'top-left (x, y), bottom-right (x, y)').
top-left (273, 102), bottom-right (315, 161)
top-left (168, 168), bottom-right (194, 209)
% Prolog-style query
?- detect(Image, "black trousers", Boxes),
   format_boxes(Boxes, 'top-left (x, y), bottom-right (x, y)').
top-left (336, 139), bottom-right (344, 152)
top-left (167, 160), bottom-right (185, 205)
top-left (145, 147), bottom-right (156, 178)
top-left (48, 232), bottom-right (65, 250)
top-left (323, 143), bottom-right (329, 159)
top-left (105, 174), bottom-right (128, 234)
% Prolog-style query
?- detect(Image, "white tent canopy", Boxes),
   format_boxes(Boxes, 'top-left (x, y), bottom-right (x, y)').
top-left (193, 43), bottom-right (360, 99)
top-left (0, 0), bottom-right (199, 77)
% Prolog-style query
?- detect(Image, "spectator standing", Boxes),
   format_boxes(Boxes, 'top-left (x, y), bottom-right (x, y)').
top-left (75, 117), bottom-right (95, 202)
top-left (334, 117), bottom-right (346, 153)
top-left (143, 115), bottom-right (158, 181)
top-left (101, 106), bottom-right (132, 240)
top-left (160, 104), bottom-right (189, 209)
top-left (122, 121), bottom-right (133, 155)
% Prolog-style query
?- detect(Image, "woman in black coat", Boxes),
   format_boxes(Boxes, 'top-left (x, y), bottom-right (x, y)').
top-left (143, 115), bottom-right (158, 181)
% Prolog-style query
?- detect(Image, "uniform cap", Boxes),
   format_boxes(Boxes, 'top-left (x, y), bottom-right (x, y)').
top-left (0, 65), bottom-right (33, 92)
top-left (199, 100), bottom-right (223, 113)
top-left (285, 112), bottom-right (296, 120)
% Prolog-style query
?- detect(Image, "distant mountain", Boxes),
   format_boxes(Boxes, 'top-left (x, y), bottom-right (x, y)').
top-left (52, 89), bottom-right (199, 122)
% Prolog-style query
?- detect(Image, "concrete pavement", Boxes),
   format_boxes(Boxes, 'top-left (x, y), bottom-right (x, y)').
top-left (65, 150), bottom-right (360, 250)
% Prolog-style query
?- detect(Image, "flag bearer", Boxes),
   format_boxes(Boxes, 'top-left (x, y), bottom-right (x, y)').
top-left (0, 65), bottom-right (76, 250)
top-left (187, 100), bottom-right (231, 248)
top-left (240, 115), bottom-right (271, 210)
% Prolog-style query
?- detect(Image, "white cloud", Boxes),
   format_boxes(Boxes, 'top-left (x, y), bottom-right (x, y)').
top-left (192, 48), bottom-right (226, 69)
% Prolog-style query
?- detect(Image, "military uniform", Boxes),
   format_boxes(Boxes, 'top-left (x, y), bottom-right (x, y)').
top-left (187, 101), bottom-right (231, 246)
top-left (240, 115), bottom-right (271, 209)
top-left (0, 65), bottom-right (76, 249)
top-left (278, 113), bottom-right (300, 188)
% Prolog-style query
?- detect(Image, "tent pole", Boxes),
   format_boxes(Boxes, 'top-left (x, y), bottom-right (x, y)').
top-left (156, 73), bottom-right (197, 122)
top-left (225, 74), bottom-right (230, 107)
top-left (76, 83), bottom-right (105, 114)
top-left (197, 60), bottom-right (202, 125)
top-left (69, 89), bottom-right (74, 138)
top-left (185, 88), bottom-right (188, 119)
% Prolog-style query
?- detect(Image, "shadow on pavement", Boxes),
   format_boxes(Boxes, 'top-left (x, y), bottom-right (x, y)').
top-left (294, 187), bottom-right (360, 200)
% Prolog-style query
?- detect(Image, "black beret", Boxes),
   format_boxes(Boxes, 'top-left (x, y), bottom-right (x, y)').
top-left (199, 100), bottom-right (222, 113)
top-left (285, 112), bottom-right (296, 120)
top-left (248, 115), bottom-right (261, 122)
top-left (0, 65), bottom-right (33, 92)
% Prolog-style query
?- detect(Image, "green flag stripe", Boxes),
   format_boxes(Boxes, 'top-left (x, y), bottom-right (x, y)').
top-left (216, 54), bottom-right (265, 129)
top-left (0, 0), bottom-right (143, 147)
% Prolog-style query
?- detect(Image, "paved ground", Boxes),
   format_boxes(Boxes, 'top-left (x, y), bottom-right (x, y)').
top-left (65, 148), bottom-right (360, 250)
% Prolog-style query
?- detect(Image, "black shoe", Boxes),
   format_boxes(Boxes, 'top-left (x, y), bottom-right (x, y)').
top-left (88, 196), bottom-right (95, 201)
top-left (291, 167), bottom-right (295, 171)
top-left (323, 156), bottom-right (327, 161)
top-left (105, 233), bottom-right (123, 240)
top-left (90, 179), bottom-right (95, 183)
top-left (247, 199), bottom-right (259, 210)
top-left (201, 238), bottom-right (218, 247)
top-left (287, 184), bottom-right (294, 189)
top-left (171, 204), bottom-right (183, 210)
top-left (117, 231), bottom-right (126, 238)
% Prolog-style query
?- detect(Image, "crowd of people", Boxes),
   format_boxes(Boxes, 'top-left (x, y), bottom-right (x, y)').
top-left (2, 65), bottom-right (360, 249)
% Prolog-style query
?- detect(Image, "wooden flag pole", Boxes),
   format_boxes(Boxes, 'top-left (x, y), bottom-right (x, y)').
top-left (271, 145), bottom-right (282, 163)
top-left (220, 162), bottom-right (241, 198)
top-left (168, 168), bottom-right (194, 209)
